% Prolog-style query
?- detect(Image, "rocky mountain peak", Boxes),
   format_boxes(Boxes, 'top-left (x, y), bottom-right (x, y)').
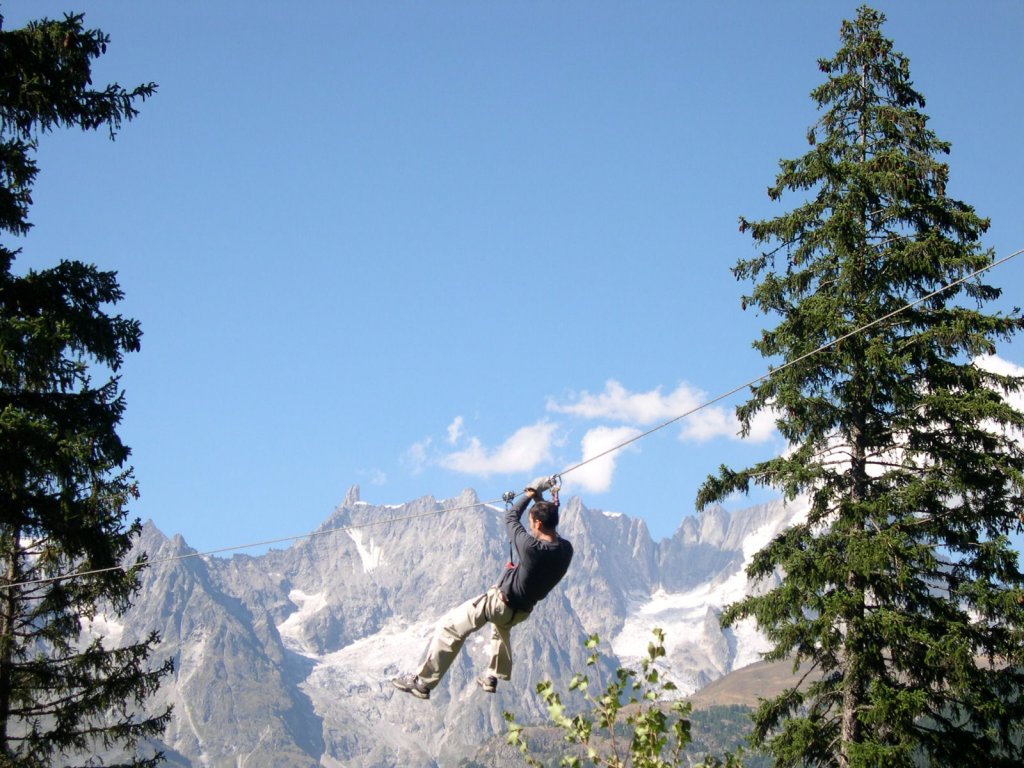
top-left (344, 484), bottom-right (361, 506)
top-left (112, 489), bottom-right (803, 767)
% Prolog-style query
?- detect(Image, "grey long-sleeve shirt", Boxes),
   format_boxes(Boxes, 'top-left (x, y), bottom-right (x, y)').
top-left (496, 494), bottom-right (573, 611)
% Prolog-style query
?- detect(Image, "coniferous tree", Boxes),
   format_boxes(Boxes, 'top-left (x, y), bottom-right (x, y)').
top-left (0, 10), bottom-right (171, 768)
top-left (697, 7), bottom-right (1024, 767)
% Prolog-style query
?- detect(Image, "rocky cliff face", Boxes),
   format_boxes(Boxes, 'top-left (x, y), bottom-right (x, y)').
top-left (100, 487), bottom-right (804, 767)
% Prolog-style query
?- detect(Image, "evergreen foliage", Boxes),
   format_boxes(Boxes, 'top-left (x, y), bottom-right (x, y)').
top-left (0, 8), bottom-right (171, 767)
top-left (697, 6), bottom-right (1024, 767)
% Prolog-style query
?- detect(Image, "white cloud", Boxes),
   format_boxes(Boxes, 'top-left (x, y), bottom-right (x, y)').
top-left (446, 416), bottom-right (464, 445)
top-left (976, 353), bottom-right (1024, 378)
top-left (746, 406), bottom-right (781, 442)
top-left (549, 380), bottom-right (701, 424)
top-left (402, 438), bottom-right (432, 475)
top-left (680, 407), bottom-right (736, 442)
top-left (567, 426), bottom-right (642, 494)
top-left (411, 373), bottom-right (794, 494)
top-left (974, 354), bottom-right (1024, 446)
top-left (439, 421), bottom-right (557, 477)
top-left (680, 404), bottom-right (780, 444)
top-left (976, 354), bottom-right (1024, 410)
top-left (550, 379), bottom-right (778, 444)
top-left (356, 467), bottom-right (389, 486)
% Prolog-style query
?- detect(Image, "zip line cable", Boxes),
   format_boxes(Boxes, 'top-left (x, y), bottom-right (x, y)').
top-left (3, 246), bottom-right (1022, 592)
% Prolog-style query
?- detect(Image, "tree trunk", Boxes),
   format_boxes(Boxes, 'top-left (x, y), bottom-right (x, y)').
top-left (0, 528), bottom-right (21, 756)
top-left (840, 379), bottom-right (870, 766)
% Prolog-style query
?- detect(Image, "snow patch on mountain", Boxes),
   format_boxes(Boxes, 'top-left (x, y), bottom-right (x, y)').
top-left (611, 497), bottom-right (808, 694)
top-left (308, 615), bottom-right (437, 694)
top-left (348, 529), bottom-right (384, 572)
top-left (730, 615), bottom-right (772, 668)
top-left (612, 584), bottom-right (732, 696)
top-left (80, 613), bottom-right (125, 646)
top-left (278, 589), bottom-right (328, 656)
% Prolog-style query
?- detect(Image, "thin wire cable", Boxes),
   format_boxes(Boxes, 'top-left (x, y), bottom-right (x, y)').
top-left (4, 246), bottom-right (1021, 592)
top-left (5, 496), bottom-right (506, 590)
top-left (556, 247), bottom-right (1024, 479)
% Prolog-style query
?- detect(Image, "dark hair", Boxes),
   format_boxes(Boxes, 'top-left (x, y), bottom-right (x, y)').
top-left (530, 500), bottom-right (559, 531)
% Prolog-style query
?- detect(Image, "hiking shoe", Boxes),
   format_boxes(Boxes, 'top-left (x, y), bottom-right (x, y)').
top-left (392, 673), bottom-right (430, 699)
top-left (477, 675), bottom-right (497, 693)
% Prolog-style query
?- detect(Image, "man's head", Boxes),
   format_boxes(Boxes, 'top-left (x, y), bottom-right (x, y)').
top-left (530, 500), bottom-right (559, 533)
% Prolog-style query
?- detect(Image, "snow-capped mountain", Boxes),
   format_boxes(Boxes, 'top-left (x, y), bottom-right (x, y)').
top-left (103, 487), bottom-right (805, 767)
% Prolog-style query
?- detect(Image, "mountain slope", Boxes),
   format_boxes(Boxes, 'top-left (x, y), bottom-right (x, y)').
top-left (102, 487), bottom-right (804, 767)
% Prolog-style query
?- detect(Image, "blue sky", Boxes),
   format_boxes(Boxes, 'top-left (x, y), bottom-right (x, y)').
top-left (5, 1), bottom-right (1023, 554)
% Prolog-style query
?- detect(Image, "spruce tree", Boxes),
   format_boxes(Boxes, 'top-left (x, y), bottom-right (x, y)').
top-left (0, 10), bottom-right (171, 768)
top-left (697, 6), bottom-right (1024, 767)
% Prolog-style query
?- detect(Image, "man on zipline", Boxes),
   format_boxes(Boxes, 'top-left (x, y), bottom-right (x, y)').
top-left (392, 476), bottom-right (574, 699)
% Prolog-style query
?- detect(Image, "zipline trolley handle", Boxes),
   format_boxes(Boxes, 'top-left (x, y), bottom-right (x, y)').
top-left (549, 474), bottom-right (561, 506)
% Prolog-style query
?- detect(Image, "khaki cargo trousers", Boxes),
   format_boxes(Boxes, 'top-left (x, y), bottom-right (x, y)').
top-left (417, 585), bottom-right (530, 689)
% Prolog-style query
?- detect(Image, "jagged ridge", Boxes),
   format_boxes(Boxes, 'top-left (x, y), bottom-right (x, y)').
top-left (94, 488), bottom-right (804, 767)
